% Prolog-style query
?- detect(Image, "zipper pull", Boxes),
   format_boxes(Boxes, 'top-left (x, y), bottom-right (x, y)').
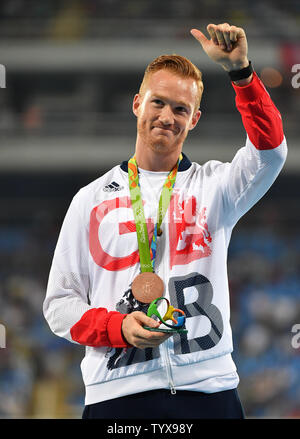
top-left (170, 386), bottom-right (176, 395)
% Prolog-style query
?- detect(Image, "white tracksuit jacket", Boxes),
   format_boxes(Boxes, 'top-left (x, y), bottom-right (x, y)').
top-left (43, 72), bottom-right (287, 405)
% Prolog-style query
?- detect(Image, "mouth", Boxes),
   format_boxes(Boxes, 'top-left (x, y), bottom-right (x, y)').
top-left (152, 126), bottom-right (175, 134)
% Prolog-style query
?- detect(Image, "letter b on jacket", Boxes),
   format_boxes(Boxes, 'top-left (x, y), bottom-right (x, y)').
top-left (169, 273), bottom-right (223, 355)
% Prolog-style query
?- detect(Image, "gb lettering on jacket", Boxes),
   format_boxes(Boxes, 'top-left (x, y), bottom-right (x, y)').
top-left (89, 189), bottom-right (212, 271)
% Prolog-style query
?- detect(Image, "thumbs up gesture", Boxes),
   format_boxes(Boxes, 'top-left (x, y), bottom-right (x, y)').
top-left (191, 23), bottom-right (249, 72)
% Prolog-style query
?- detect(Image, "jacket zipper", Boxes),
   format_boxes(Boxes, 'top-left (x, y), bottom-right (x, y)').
top-left (162, 341), bottom-right (176, 394)
top-left (159, 224), bottom-right (176, 395)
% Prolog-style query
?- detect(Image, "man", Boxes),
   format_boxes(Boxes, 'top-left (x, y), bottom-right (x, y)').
top-left (43, 23), bottom-right (287, 419)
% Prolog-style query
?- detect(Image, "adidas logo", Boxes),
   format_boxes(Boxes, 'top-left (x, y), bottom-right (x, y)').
top-left (103, 181), bottom-right (124, 192)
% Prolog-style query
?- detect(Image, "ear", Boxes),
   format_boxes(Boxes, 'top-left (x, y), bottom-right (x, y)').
top-left (132, 94), bottom-right (141, 117)
top-left (188, 109), bottom-right (202, 131)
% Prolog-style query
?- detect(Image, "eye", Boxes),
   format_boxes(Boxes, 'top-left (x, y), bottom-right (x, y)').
top-left (176, 106), bottom-right (187, 113)
top-left (153, 99), bottom-right (163, 105)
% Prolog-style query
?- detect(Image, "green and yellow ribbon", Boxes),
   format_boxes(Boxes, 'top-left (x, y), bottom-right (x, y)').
top-left (128, 154), bottom-right (182, 272)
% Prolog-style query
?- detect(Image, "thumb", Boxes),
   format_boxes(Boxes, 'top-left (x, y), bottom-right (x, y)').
top-left (132, 311), bottom-right (160, 328)
top-left (143, 315), bottom-right (161, 328)
top-left (190, 28), bottom-right (209, 48)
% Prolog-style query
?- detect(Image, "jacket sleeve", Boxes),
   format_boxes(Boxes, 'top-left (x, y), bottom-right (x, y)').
top-left (219, 71), bottom-right (287, 227)
top-left (43, 191), bottom-right (130, 348)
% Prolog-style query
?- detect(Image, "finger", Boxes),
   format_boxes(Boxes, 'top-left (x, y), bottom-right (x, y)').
top-left (215, 28), bottom-right (227, 50)
top-left (132, 322), bottom-right (161, 340)
top-left (138, 326), bottom-right (169, 339)
top-left (236, 26), bottom-right (246, 39)
top-left (229, 26), bottom-right (238, 43)
top-left (129, 328), bottom-right (158, 346)
top-left (231, 26), bottom-right (246, 44)
top-left (190, 28), bottom-right (209, 48)
top-left (223, 32), bottom-right (232, 51)
top-left (133, 311), bottom-right (160, 328)
top-left (220, 23), bottom-right (232, 51)
top-left (142, 316), bottom-right (161, 329)
top-left (135, 331), bottom-right (171, 348)
top-left (207, 24), bottom-right (218, 45)
top-left (146, 335), bottom-right (171, 348)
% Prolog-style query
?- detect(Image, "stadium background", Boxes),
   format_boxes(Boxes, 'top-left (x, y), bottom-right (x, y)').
top-left (0, 0), bottom-right (299, 418)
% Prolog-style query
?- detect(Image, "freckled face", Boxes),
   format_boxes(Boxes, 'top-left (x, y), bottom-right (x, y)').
top-left (133, 70), bottom-right (201, 155)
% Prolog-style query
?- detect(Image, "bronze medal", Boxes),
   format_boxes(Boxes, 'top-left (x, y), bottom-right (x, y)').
top-left (131, 272), bottom-right (164, 303)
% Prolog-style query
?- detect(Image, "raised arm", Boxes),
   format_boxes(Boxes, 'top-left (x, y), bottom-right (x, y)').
top-left (191, 23), bottom-right (287, 225)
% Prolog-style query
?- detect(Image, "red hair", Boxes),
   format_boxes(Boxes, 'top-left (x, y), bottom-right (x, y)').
top-left (139, 54), bottom-right (204, 111)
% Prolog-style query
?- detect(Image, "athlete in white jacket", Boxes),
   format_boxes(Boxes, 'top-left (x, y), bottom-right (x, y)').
top-left (43, 23), bottom-right (287, 419)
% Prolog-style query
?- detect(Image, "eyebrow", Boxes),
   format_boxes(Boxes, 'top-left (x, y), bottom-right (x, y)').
top-left (152, 94), bottom-right (191, 110)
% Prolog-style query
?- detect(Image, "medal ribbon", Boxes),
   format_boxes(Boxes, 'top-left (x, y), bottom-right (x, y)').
top-left (128, 154), bottom-right (182, 272)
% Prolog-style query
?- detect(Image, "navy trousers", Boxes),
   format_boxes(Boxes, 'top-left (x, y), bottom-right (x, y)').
top-left (82, 388), bottom-right (245, 419)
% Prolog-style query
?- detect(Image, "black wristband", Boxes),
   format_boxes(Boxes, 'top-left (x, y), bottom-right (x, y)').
top-left (228, 61), bottom-right (253, 81)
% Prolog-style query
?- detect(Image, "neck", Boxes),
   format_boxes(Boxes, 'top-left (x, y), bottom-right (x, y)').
top-left (134, 148), bottom-right (182, 172)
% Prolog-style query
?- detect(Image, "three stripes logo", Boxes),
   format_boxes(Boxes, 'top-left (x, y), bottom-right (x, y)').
top-left (103, 181), bottom-right (124, 192)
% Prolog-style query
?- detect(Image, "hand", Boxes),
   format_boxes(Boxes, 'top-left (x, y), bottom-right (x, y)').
top-left (190, 23), bottom-right (249, 72)
top-left (121, 311), bottom-right (172, 349)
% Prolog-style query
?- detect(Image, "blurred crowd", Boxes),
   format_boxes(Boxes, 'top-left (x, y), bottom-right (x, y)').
top-left (0, 0), bottom-right (298, 142)
top-left (0, 207), bottom-right (85, 418)
top-left (229, 225), bottom-right (300, 418)
top-left (0, 194), bottom-right (299, 418)
top-left (0, 0), bottom-right (299, 40)
top-left (0, 0), bottom-right (299, 21)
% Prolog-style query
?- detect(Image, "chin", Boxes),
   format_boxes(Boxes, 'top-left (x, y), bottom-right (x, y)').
top-left (149, 135), bottom-right (172, 150)
top-left (151, 135), bottom-right (185, 153)
top-left (150, 142), bottom-right (174, 154)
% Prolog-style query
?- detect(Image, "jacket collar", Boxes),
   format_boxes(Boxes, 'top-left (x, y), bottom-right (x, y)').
top-left (120, 152), bottom-right (192, 173)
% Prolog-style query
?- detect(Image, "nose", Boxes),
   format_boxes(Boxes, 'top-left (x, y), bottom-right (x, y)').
top-left (158, 105), bottom-right (174, 126)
